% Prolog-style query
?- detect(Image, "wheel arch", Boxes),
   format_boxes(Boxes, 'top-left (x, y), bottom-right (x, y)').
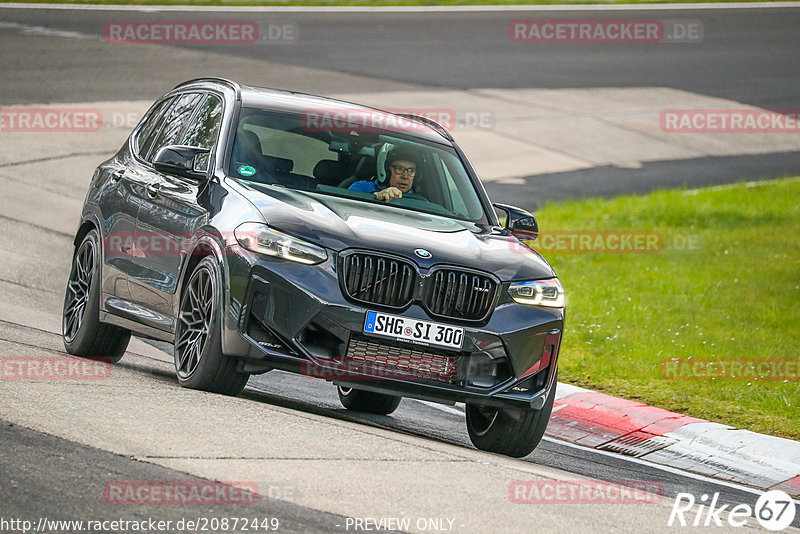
top-left (176, 231), bottom-right (226, 309)
top-left (71, 215), bottom-right (105, 302)
top-left (73, 214), bottom-right (102, 248)
top-left (174, 228), bottom-right (237, 355)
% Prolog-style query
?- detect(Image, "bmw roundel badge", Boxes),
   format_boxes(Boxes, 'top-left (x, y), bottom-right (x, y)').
top-left (414, 248), bottom-right (432, 259)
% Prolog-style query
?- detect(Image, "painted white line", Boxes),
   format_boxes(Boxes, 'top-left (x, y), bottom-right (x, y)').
top-left (2, 2), bottom-right (800, 12)
top-left (0, 20), bottom-right (87, 38)
top-left (554, 382), bottom-right (591, 399)
top-left (415, 396), bottom-right (798, 498)
top-left (540, 436), bottom-right (778, 499)
top-left (682, 175), bottom-right (800, 195)
top-left (416, 399), bottom-right (465, 417)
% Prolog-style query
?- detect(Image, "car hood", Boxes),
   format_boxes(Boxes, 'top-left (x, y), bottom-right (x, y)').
top-left (241, 185), bottom-right (555, 281)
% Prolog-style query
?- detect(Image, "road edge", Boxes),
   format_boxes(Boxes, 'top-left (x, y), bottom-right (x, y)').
top-left (549, 382), bottom-right (800, 497)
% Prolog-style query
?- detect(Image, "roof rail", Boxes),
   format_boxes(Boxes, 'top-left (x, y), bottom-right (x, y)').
top-left (174, 77), bottom-right (240, 97)
top-left (395, 113), bottom-right (453, 141)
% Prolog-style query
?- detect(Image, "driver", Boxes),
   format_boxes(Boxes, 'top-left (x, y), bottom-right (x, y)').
top-left (349, 147), bottom-right (419, 202)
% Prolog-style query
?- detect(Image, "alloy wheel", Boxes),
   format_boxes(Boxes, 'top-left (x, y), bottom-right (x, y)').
top-left (175, 266), bottom-right (214, 378)
top-left (63, 239), bottom-right (95, 343)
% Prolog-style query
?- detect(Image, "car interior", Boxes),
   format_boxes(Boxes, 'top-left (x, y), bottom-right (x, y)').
top-left (229, 113), bottom-right (482, 221)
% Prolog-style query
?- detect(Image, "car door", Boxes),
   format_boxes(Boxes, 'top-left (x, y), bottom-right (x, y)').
top-left (96, 96), bottom-right (173, 308)
top-left (128, 92), bottom-right (224, 331)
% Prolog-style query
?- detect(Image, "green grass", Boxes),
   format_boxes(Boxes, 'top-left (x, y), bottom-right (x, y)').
top-left (530, 178), bottom-right (800, 439)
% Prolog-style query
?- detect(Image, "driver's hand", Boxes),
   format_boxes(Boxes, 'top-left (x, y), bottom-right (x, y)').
top-left (374, 187), bottom-right (403, 202)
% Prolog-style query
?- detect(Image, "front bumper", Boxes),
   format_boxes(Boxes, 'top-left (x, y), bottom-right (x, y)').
top-left (226, 246), bottom-right (564, 411)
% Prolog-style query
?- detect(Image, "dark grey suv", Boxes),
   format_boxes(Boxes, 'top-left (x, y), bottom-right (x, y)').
top-left (63, 78), bottom-right (565, 457)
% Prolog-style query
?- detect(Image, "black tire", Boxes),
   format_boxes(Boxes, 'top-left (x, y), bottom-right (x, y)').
top-left (337, 386), bottom-right (402, 415)
top-left (466, 376), bottom-right (557, 458)
top-left (174, 256), bottom-right (249, 396)
top-left (62, 229), bottom-right (130, 362)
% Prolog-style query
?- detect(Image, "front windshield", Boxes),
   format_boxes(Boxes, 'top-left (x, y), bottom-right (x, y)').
top-left (228, 107), bottom-right (488, 223)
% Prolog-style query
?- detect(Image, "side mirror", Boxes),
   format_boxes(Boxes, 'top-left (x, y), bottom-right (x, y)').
top-left (494, 203), bottom-right (539, 241)
top-left (153, 145), bottom-right (210, 181)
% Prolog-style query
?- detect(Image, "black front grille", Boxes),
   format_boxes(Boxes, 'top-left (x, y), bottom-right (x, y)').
top-left (341, 253), bottom-right (416, 308)
top-left (424, 269), bottom-right (497, 321)
top-left (345, 336), bottom-right (459, 382)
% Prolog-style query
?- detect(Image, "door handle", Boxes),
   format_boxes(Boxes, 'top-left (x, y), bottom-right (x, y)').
top-left (145, 182), bottom-right (161, 198)
top-left (110, 170), bottom-right (125, 182)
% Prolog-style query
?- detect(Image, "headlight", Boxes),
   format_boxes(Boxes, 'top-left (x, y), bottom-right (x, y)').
top-left (508, 279), bottom-right (565, 308)
top-left (234, 222), bottom-right (328, 265)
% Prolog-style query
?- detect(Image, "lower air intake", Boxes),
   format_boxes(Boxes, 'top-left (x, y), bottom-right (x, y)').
top-left (344, 336), bottom-right (459, 382)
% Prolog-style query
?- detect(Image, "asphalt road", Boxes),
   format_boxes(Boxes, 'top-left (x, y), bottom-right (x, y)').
top-left (0, 420), bottom-right (351, 534)
top-left (246, 368), bottom-right (787, 517)
top-left (2, 4), bottom-right (800, 205)
top-left (1, 5), bottom-right (799, 108)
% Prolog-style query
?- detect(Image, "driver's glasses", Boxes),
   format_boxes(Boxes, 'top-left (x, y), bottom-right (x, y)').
top-left (390, 165), bottom-right (416, 177)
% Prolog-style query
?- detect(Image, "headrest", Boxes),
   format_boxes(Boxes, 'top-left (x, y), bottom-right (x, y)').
top-left (263, 155), bottom-right (293, 173)
top-left (355, 156), bottom-right (377, 180)
top-left (239, 130), bottom-right (262, 154)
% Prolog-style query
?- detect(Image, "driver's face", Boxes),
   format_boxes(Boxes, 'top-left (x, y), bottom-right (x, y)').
top-left (388, 160), bottom-right (416, 193)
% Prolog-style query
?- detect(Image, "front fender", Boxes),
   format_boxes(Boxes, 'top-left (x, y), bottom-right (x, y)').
top-left (174, 230), bottom-right (248, 357)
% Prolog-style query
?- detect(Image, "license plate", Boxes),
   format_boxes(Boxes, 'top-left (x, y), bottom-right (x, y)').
top-left (363, 311), bottom-right (464, 350)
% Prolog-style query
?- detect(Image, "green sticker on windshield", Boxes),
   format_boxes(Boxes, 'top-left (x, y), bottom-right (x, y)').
top-left (238, 165), bottom-right (256, 177)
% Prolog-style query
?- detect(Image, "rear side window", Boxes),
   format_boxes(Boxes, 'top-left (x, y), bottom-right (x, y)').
top-left (146, 92), bottom-right (203, 162)
top-left (134, 97), bottom-right (173, 159)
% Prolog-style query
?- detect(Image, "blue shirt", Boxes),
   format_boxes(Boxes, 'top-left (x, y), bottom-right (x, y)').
top-left (348, 180), bottom-right (413, 194)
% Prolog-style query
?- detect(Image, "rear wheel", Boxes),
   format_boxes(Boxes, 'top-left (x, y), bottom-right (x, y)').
top-left (337, 386), bottom-right (402, 415)
top-left (62, 229), bottom-right (130, 362)
top-left (174, 256), bottom-right (249, 396)
top-left (466, 376), bottom-right (557, 458)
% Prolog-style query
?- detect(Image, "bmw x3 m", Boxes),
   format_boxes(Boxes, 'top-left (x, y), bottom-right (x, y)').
top-left (63, 78), bottom-right (565, 457)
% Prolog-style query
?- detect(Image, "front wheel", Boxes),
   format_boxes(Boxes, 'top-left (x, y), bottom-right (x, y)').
top-left (337, 386), bottom-right (402, 415)
top-left (466, 376), bottom-right (557, 458)
top-left (174, 256), bottom-right (249, 396)
top-left (62, 229), bottom-right (130, 362)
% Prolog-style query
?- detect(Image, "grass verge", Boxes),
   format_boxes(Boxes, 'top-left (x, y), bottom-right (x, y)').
top-left (530, 178), bottom-right (800, 440)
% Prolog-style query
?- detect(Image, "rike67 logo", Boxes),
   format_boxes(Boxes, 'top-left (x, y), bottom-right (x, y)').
top-left (668, 490), bottom-right (796, 531)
